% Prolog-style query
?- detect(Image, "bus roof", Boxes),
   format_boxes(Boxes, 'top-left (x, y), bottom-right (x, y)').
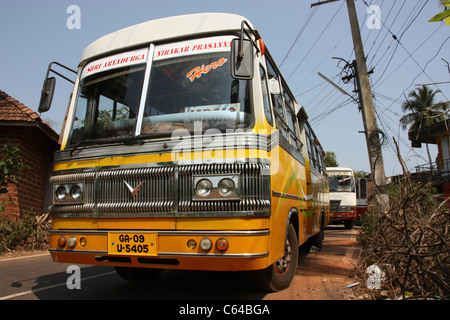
top-left (80, 13), bottom-right (253, 64)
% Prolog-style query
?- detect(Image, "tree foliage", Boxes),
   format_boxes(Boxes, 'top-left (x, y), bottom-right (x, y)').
top-left (0, 145), bottom-right (29, 194)
top-left (429, 1), bottom-right (450, 26)
top-left (0, 145), bottom-right (30, 212)
top-left (400, 85), bottom-right (448, 133)
top-left (324, 151), bottom-right (339, 167)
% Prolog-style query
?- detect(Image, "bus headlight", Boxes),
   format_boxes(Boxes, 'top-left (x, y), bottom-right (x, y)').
top-left (70, 184), bottom-right (83, 200)
top-left (55, 186), bottom-right (68, 201)
top-left (218, 178), bottom-right (235, 196)
top-left (195, 179), bottom-right (213, 197)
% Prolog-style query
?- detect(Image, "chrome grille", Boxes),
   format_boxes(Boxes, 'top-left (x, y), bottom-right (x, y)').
top-left (96, 167), bottom-right (174, 213)
top-left (49, 162), bottom-right (270, 217)
top-left (330, 200), bottom-right (341, 213)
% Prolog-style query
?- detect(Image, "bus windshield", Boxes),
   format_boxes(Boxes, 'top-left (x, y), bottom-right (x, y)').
top-left (328, 173), bottom-right (355, 193)
top-left (141, 50), bottom-right (251, 136)
top-left (68, 36), bottom-right (252, 146)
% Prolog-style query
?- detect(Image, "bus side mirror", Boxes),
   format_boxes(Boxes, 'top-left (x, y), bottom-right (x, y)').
top-left (38, 77), bottom-right (56, 113)
top-left (231, 38), bottom-right (254, 80)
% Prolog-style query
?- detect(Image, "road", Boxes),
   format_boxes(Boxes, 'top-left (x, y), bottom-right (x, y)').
top-left (0, 225), bottom-right (361, 301)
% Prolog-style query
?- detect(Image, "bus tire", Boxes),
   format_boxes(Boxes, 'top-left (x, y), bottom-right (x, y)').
top-left (344, 220), bottom-right (354, 229)
top-left (114, 266), bottom-right (163, 283)
top-left (254, 223), bottom-right (298, 292)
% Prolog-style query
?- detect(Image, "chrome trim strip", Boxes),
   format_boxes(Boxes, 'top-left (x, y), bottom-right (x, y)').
top-left (49, 211), bottom-right (270, 218)
top-left (49, 248), bottom-right (108, 255)
top-left (157, 252), bottom-right (269, 258)
top-left (50, 229), bottom-right (270, 236)
top-left (50, 172), bottom-right (96, 183)
top-left (49, 230), bottom-right (106, 235)
top-left (48, 248), bottom-right (269, 259)
top-left (53, 132), bottom-right (279, 163)
top-left (272, 191), bottom-right (304, 201)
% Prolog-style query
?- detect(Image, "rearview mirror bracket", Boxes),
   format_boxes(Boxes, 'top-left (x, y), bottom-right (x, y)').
top-left (38, 61), bottom-right (77, 113)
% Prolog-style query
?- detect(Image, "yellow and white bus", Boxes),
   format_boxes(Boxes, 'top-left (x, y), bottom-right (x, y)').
top-left (39, 13), bottom-right (329, 291)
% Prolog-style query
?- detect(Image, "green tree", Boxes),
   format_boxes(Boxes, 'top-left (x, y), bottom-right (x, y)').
top-left (324, 151), bottom-right (339, 167)
top-left (354, 170), bottom-right (369, 178)
top-left (0, 145), bottom-right (29, 194)
top-left (400, 85), bottom-right (449, 167)
top-left (0, 145), bottom-right (30, 212)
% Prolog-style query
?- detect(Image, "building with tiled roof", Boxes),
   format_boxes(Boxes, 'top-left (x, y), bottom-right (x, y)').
top-left (0, 90), bottom-right (59, 142)
top-left (0, 90), bottom-right (60, 219)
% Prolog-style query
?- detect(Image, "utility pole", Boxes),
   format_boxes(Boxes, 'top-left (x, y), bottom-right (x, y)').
top-left (312, 0), bottom-right (390, 212)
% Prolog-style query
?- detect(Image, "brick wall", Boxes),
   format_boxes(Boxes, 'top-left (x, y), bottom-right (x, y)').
top-left (0, 125), bottom-right (59, 219)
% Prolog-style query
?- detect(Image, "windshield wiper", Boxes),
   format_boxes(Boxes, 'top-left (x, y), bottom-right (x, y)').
top-left (69, 136), bottom-right (144, 157)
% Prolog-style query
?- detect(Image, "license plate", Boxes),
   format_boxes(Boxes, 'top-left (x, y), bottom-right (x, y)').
top-left (108, 232), bottom-right (158, 256)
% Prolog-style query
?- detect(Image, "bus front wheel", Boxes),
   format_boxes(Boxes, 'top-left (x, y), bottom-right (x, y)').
top-left (254, 223), bottom-right (298, 292)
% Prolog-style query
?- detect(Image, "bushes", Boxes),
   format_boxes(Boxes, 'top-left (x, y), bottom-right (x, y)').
top-left (0, 210), bottom-right (50, 253)
top-left (0, 144), bottom-right (50, 253)
top-left (357, 144), bottom-right (450, 299)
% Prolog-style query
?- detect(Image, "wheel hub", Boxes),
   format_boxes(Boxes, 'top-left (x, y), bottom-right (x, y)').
top-left (275, 238), bottom-right (292, 274)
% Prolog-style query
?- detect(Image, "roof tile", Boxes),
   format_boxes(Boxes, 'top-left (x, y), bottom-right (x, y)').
top-left (0, 90), bottom-right (60, 143)
top-left (0, 90), bottom-right (40, 122)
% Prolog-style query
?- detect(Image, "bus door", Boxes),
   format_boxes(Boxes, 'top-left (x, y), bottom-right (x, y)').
top-left (356, 178), bottom-right (368, 218)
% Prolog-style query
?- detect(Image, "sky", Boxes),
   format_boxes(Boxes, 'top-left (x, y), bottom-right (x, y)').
top-left (1, 0), bottom-right (449, 177)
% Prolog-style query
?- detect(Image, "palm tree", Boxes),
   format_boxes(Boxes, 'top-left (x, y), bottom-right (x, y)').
top-left (400, 85), bottom-right (449, 168)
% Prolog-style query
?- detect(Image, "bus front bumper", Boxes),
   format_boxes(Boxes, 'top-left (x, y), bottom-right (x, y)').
top-left (330, 211), bottom-right (357, 221)
top-left (49, 229), bottom-right (270, 271)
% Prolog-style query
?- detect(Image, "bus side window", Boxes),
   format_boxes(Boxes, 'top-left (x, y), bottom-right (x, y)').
top-left (259, 65), bottom-right (274, 127)
top-left (284, 91), bottom-right (302, 151)
top-left (316, 146), bottom-right (322, 173)
top-left (266, 60), bottom-right (288, 139)
top-left (296, 107), bottom-right (308, 156)
top-left (273, 89), bottom-right (288, 139)
top-left (306, 124), bottom-right (317, 170)
top-left (286, 106), bottom-right (300, 149)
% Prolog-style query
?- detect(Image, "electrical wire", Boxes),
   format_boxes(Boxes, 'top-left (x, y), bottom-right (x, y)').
top-left (279, 6), bottom-right (319, 68)
top-left (286, 0), bottom-right (345, 81)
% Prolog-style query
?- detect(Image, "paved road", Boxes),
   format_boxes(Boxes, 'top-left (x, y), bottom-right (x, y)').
top-left (0, 225), bottom-right (361, 301)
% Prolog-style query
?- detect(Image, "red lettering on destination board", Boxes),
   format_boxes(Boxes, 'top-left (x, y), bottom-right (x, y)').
top-left (103, 54), bottom-right (145, 68)
top-left (87, 64), bottom-right (102, 73)
top-left (155, 39), bottom-right (232, 59)
top-left (81, 48), bottom-right (148, 80)
top-left (192, 40), bottom-right (231, 51)
top-left (156, 46), bottom-right (191, 58)
top-left (186, 58), bottom-right (228, 82)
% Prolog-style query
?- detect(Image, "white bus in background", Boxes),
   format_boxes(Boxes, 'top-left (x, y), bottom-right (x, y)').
top-left (326, 167), bottom-right (357, 229)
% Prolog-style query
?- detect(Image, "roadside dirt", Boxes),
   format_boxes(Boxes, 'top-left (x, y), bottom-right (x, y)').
top-left (264, 225), bottom-right (367, 300)
top-left (0, 250), bottom-right (48, 261)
